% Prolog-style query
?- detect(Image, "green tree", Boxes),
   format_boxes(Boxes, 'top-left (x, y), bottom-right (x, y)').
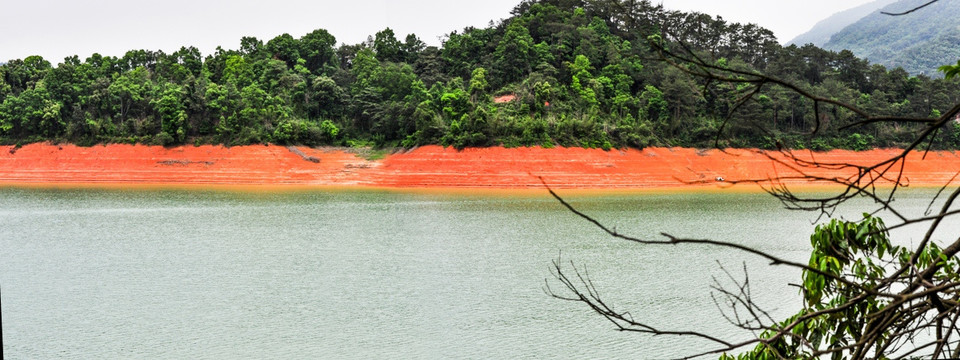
top-left (441, 27), bottom-right (493, 80)
top-left (299, 29), bottom-right (338, 75)
top-left (0, 66), bottom-right (12, 100)
top-left (568, 54), bottom-right (599, 111)
top-left (107, 66), bottom-right (153, 129)
top-left (355, 61), bottom-right (423, 141)
top-left (222, 55), bottom-right (254, 88)
top-left (494, 20), bottom-right (536, 85)
top-left (217, 82), bottom-right (285, 144)
top-left (0, 83), bottom-right (63, 138)
top-left (152, 85), bottom-right (188, 144)
top-left (265, 33), bottom-right (301, 68)
top-left (307, 75), bottom-right (345, 119)
top-left (413, 46), bottom-right (447, 87)
top-left (240, 36), bottom-right (264, 58)
top-left (439, 77), bottom-right (470, 122)
top-left (43, 56), bottom-right (94, 122)
top-left (3, 55), bottom-right (52, 93)
top-left (351, 48), bottom-right (380, 94)
top-left (469, 67), bottom-right (489, 103)
top-left (373, 28), bottom-right (404, 63)
top-left (204, 81), bottom-right (239, 135)
top-left (639, 84), bottom-right (667, 124)
top-left (401, 34), bottom-right (426, 63)
top-left (119, 50), bottom-right (159, 72)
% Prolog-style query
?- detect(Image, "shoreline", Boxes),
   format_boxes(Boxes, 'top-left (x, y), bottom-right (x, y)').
top-left (1, 143), bottom-right (958, 192)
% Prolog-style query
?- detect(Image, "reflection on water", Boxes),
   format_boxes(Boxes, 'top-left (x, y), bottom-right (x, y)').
top-left (0, 187), bottom-right (954, 359)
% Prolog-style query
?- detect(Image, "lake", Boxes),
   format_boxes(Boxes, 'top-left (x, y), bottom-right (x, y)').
top-left (1, 187), bottom-right (954, 359)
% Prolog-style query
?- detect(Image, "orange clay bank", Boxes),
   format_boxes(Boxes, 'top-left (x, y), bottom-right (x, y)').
top-left (1, 143), bottom-right (958, 190)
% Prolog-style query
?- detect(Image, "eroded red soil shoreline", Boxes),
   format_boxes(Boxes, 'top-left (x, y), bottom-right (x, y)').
top-left (1, 143), bottom-right (958, 191)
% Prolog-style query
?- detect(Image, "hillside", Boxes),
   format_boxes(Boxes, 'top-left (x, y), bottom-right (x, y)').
top-left (823, 0), bottom-right (960, 76)
top-left (2, 0), bottom-right (960, 152)
top-left (786, 0), bottom-right (895, 47)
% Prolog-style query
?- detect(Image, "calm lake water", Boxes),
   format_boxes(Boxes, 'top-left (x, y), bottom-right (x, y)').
top-left (1, 187), bottom-right (955, 359)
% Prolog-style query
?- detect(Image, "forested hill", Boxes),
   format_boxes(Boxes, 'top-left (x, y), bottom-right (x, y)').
top-left (2, 0), bottom-right (960, 151)
top-left (787, 0), bottom-right (895, 47)
top-left (824, 0), bottom-right (960, 77)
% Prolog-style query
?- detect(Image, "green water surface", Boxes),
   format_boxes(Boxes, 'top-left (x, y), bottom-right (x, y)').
top-left (0, 187), bottom-right (952, 359)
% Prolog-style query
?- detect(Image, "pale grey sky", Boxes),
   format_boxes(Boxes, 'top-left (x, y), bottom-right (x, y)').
top-left (1, 0), bottom-right (875, 63)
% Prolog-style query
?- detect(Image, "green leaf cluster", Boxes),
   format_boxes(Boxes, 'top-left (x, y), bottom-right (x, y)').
top-left (724, 213), bottom-right (960, 359)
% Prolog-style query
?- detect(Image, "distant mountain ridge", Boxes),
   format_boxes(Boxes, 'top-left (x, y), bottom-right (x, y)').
top-left (787, 0), bottom-right (896, 47)
top-left (822, 0), bottom-right (960, 76)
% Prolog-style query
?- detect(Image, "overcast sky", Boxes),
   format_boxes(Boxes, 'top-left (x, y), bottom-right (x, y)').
top-left (1, 0), bottom-right (876, 63)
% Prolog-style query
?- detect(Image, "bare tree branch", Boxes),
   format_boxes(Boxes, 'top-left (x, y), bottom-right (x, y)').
top-left (545, 6), bottom-right (960, 359)
top-left (881, 0), bottom-right (940, 16)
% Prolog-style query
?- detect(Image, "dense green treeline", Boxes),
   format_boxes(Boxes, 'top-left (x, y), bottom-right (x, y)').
top-left (3, 0), bottom-right (960, 150)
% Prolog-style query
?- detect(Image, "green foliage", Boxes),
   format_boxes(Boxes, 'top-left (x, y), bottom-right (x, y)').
top-left (299, 29), bottom-right (337, 75)
top-left (494, 20), bottom-right (537, 85)
top-left (823, 0), bottom-right (960, 77)
top-left (0, 1), bottom-right (957, 151)
top-left (439, 78), bottom-right (470, 120)
top-left (843, 133), bottom-right (874, 151)
top-left (265, 33), bottom-right (301, 68)
top-left (640, 85), bottom-right (668, 124)
top-left (272, 118), bottom-right (339, 145)
top-left (107, 66), bottom-right (152, 126)
top-left (725, 215), bottom-right (897, 359)
top-left (803, 215), bottom-right (893, 306)
top-left (939, 60), bottom-right (960, 79)
top-left (469, 67), bottom-right (489, 99)
top-left (569, 55), bottom-right (599, 110)
top-left (3, 56), bottom-right (53, 93)
top-left (152, 85), bottom-right (187, 143)
top-left (722, 212), bottom-right (960, 359)
top-left (0, 83), bottom-right (64, 137)
top-left (374, 28), bottom-right (404, 63)
top-left (351, 48), bottom-right (380, 93)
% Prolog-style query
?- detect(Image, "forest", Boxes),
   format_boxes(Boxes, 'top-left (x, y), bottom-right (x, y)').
top-left (823, 0), bottom-right (960, 77)
top-left (2, 0), bottom-right (960, 151)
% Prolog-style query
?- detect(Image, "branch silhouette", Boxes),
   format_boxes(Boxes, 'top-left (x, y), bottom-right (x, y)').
top-left (545, 7), bottom-right (960, 358)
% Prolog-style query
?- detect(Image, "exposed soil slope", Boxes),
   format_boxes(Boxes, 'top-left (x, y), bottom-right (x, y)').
top-left (1, 144), bottom-right (958, 190)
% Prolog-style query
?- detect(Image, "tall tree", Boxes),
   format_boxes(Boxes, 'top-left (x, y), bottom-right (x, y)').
top-left (265, 33), bottom-right (301, 68)
top-left (494, 20), bottom-right (537, 85)
top-left (373, 28), bottom-right (404, 63)
top-left (299, 29), bottom-right (338, 75)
